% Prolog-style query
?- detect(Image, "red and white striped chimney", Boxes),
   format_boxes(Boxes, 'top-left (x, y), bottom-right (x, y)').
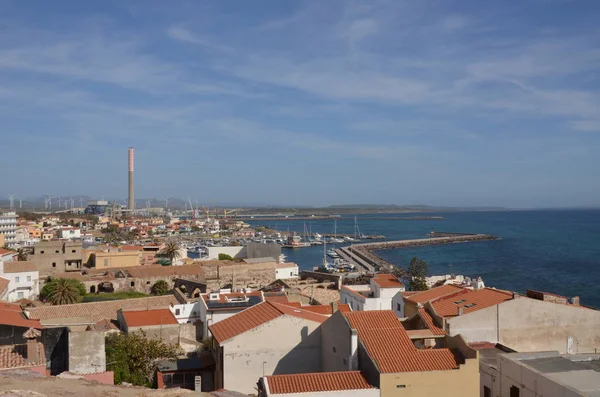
top-left (128, 147), bottom-right (135, 210)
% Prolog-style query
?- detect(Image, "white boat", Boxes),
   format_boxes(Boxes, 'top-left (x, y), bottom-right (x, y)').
top-left (329, 238), bottom-right (344, 244)
top-left (313, 233), bottom-right (323, 239)
top-left (326, 248), bottom-right (340, 258)
top-left (344, 236), bottom-right (356, 242)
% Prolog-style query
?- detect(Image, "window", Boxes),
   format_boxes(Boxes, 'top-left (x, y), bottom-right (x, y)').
top-left (55, 250), bottom-right (60, 253)
top-left (52, 262), bottom-right (56, 267)
top-left (72, 250), bottom-right (76, 253)
top-left (175, 309), bottom-right (181, 315)
top-left (396, 385), bottom-right (406, 389)
top-left (343, 358), bottom-right (348, 365)
top-left (290, 271), bottom-right (293, 276)
top-left (510, 386), bottom-right (520, 397)
top-left (397, 303), bottom-right (402, 311)
top-left (17, 292), bottom-right (24, 298)
top-left (15, 277), bottom-right (20, 283)
top-left (484, 386), bottom-right (491, 397)
top-left (146, 281), bottom-right (150, 285)
top-left (130, 281), bottom-right (135, 287)
top-left (40, 251), bottom-right (45, 254)
top-left (332, 346), bottom-right (336, 353)
top-left (27, 276), bottom-right (31, 282)
top-left (103, 259), bottom-right (109, 267)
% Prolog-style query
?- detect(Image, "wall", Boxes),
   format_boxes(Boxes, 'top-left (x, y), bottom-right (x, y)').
top-left (222, 315), bottom-right (322, 395)
top-left (207, 246), bottom-right (245, 260)
top-left (276, 266), bottom-right (299, 280)
top-left (30, 241), bottom-right (83, 275)
top-left (447, 298), bottom-right (600, 353)
top-left (68, 330), bottom-right (106, 374)
top-left (128, 324), bottom-right (200, 353)
top-left (269, 390), bottom-right (379, 397)
top-left (392, 292), bottom-right (405, 318)
top-left (170, 301), bottom-right (201, 324)
top-left (340, 287), bottom-right (367, 311)
top-left (82, 371), bottom-right (114, 385)
top-left (204, 309), bottom-right (250, 341)
top-left (247, 242), bottom-right (281, 261)
top-left (321, 311), bottom-right (356, 372)
top-left (92, 251), bottom-right (140, 268)
top-left (4, 270), bottom-right (40, 301)
top-left (379, 355), bottom-right (479, 397)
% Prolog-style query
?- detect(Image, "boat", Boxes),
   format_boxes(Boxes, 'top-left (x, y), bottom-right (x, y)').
top-left (344, 236), bottom-right (356, 242)
top-left (326, 248), bottom-right (340, 258)
top-left (282, 234), bottom-right (311, 248)
top-left (313, 233), bottom-right (323, 239)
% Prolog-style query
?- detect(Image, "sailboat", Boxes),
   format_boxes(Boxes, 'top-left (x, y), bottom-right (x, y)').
top-left (329, 219), bottom-right (344, 244)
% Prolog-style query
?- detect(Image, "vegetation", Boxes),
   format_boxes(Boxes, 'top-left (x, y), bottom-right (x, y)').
top-left (218, 253), bottom-right (233, 261)
top-left (106, 330), bottom-right (181, 386)
top-left (191, 226), bottom-right (201, 233)
top-left (16, 248), bottom-right (28, 261)
top-left (407, 257), bottom-right (429, 291)
top-left (82, 291), bottom-right (149, 302)
top-left (160, 241), bottom-right (181, 264)
top-left (40, 278), bottom-right (86, 305)
top-left (151, 280), bottom-right (169, 296)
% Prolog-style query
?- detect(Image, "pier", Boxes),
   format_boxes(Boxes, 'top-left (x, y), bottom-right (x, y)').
top-left (335, 233), bottom-right (498, 273)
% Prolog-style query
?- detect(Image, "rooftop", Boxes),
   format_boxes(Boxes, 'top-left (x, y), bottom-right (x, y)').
top-left (343, 310), bottom-right (460, 373)
top-left (121, 308), bottom-right (178, 327)
top-left (275, 262), bottom-right (298, 269)
top-left (372, 273), bottom-right (404, 289)
top-left (0, 342), bottom-right (46, 370)
top-left (417, 308), bottom-right (445, 335)
top-left (27, 295), bottom-right (178, 323)
top-left (202, 291), bottom-right (264, 311)
top-left (0, 248), bottom-right (14, 256)
top-left (300, 303), bottom-right (351, 315)
top-left (2, 261), bottom-right (38, 273)
top-left (264, 371), bottom-right (375, 394)
top-left (431, 287), bottom-right (514, 317)
top-left (0, 304), bottom-right (41, 328)
top-left (404, 284), bottom-right (464, 304)
top-left (209, 301), bottom-right (328, 344)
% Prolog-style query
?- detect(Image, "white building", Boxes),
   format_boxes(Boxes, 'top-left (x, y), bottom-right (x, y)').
top-left (480, 350), bottom-right (600, 397)
top-left (0, 261), bottom-right (40, 301)
top-left (0, 212), bottom-right (18, 248)
top-left (275, 262), bottom-right (299, 280)
top-left (58, 228), bottom-right (81, 240)
top-left (210, 301), bottom-right (327, 394)
top-left (340, 274), bottom-right (404, 312)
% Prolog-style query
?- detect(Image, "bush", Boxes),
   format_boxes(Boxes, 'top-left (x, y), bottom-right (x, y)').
top-left (218, 253), bottom-right (233, 261)
top-left (151, 280), bottom-right (169, 296)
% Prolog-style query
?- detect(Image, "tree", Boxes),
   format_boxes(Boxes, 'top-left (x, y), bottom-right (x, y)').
top-left (407, 257), bottom-right (429, 291)
top-left (160, 241), bottom-right (181, 264)
top-left (16, 248), bottom-right (28, 261)
top-left (40, 278), bottom-right (86, 305)
top-left (151, 280), bottom-right (169, 296)
top-left (106, 330), bottom-right (181, 386)
top-left (191, 226), bottom-right (201, 233)
top-left (218, 253), bottom-right (233, 261)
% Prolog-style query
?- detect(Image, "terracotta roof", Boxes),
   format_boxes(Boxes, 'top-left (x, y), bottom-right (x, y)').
top-left (431, 288), bottom-right (513, 317)
top-left (417, 308), bottom-right (444, 335)
top-left (372, 273), bottom-right (404, 289)
top-left (343, 310), bottom-right (459, 373)
top-left (275, 262), bottom-right (298, 269)
top-left (27, 295), bottom-right (178, 322)
top-left (91, 318), bottom-right (119, 332)
top-left (0, 248), bottom-right (14, 256)
top-left (404, 284), bottom-right (464, 304)
top-left (341, 285), bottom-right (367, 301)
top-left (265, 371), bottom-right (374, 394)
top-left (209, 301), bottom-right (328, 344)
top-left (0, 306), bottom-right (41, 328)
top-left (201, 291), bottom-right (263, 304)
top-left (263, 293), bottom-right (293, 305)
top-left (2, 261), bottom-right (38, 273)
top-left (301, 303), bottom-right (351, 315)
top-left (0, 278), bottom-right (9, 297)
top-left (121, 245), bottom-right (143, 251)
top-left (121, 308), bottom-right (178, 327)
top-left (0, 342), bottom-right (45, 369)
top-left (402, 291), bottom-right (418, 297)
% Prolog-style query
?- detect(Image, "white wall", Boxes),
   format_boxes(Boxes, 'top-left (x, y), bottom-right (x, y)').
top-left (170, 302), bottom-right (201, 324)
top-left (340, 288), bottom-right (366, 311)
top-left (207, 246), bottom-right (245, 260)
top-left (222, 315), bottom-right (322, 395)
top-left (268, 389), bottom-right (379, 397)
top-left (3, 270), bottom-right (40, 301)
top-left (392, 292), bottom-right (405, 318)
top-left (276, 265), bottom-right (299, 280)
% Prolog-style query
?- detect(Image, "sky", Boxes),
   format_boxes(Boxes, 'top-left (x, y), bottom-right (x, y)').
top-left (0, 0), bottom-right (599, 208)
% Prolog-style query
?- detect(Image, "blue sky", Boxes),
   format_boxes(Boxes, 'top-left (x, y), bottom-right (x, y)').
top-left (0, 0), bottom-right (599, 208)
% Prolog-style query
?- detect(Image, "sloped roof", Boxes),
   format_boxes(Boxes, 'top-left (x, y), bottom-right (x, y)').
top-left (372, 273), bottom-right (404, 289)
top-left (404, 284), bottom-right (464, 304)
top-left (0, 248), bottom-right (14, 256)
top-left (0, 305), bottom-right (41, 328)
top-left (27, 295), bottom-right (178, 322)
top-left (417, 308), bottom-right (444, 335)
top-left (265, 371), bottom-right (374, 394)
top-left (301, 303), bottom-right (351, 315)
top-left (431, 288), bottom-right (513, 317)
top-left (209, 301), bottom-right (327, 344)
top-left (0, 342), bottom-right (45, 369)
top-left (2, 261), bottom-right (38, 273)
top-left (121, 308), bottom-right (178, 327)
top-left (343, 310), bottom-right (459, 373)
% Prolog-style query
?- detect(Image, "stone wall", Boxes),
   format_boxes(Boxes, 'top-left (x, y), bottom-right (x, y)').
top-left (68, 330), bottom-right (106, 374)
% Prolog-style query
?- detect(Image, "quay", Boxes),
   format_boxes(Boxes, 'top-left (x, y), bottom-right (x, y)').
top-left (335, 233), bottom-right (498, 273)
top-left (321, 233), bottom-right (385, 239)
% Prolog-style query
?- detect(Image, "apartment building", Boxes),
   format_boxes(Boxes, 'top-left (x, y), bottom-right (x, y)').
top-left (28, 241), bottom-right (83, 274)
top-left (0, 212), bottom-right (17, 248)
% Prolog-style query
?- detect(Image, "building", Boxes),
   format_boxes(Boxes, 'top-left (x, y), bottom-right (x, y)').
top-left (395, 284), bottom-right (464, 318)
top-left (29, 241), bottom-right (83, 274)
top-left (259, 371), bottom-right (379, 397)
top-left (86, 250), bottom-right (141, 269)
top-left (0, 212), bottom-right (17, 248)
top-left (0, 327), bottom-right (47, 375)
top-left (340, 274), bottom-right (405, 312)
top-left (320, 310), bottom-right (480, 397)
top-left (58, 228), bottom-right (81, 240)
top-left (156, 355), bottom-right (215, 391)
top-left (210, 301), bottom-right (328, 394)
top-left (0, 248), bottom-right (14, 263)
top-left (275, 262), bottom-right (299, 280)
top-left (480, 350), bottom-right (600, 397)
top-left (0, 261), bottom-right (39, 302)
top-left (85, 200), bottom-right (109, 215)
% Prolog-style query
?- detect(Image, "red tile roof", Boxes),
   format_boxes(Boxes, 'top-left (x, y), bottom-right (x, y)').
top-left (121, 245), bottom-right (143, 251)
top-left (264, 294), bottom-right (294, 305)
top-left (2, 261), bottom-right (38, 273)
top-left (121, 308), bottom-right (178, 327)
top-left (404, 284), bottom-right (464, 304)
top-left (0, 342), bottom-right (45, 369)
top-left (265, 371), bottom-right (374, 394)
top-left (0, 278), bottom-right (9, 297)
top-left (301, 304), bottom-right (352, 315)
top-left (0, 248), bottom-right (14, 256)
top-left (343, 310), bottom-right (459, 373)
top-left (0, 306), bottom-right (41, 328)
top-left (418, 308), bottom-right (444, 335)
top-left (431, 288), bottom-right (513, 317)
top-left (209, 301), bottom-right (328, 344)
top-left (372, 273), bottom-right (404, 288)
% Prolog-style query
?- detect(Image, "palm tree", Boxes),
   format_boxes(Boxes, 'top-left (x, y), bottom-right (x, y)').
top-left (160, 241), bottom-right (181, 265)
top-left (41, 278), bottom-right (86, 305)
top-left (16, 248), bottom-right (28, 261)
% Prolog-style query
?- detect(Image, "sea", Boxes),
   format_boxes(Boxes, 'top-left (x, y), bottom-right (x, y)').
top-left (246, 210), bottom-right (600, 309)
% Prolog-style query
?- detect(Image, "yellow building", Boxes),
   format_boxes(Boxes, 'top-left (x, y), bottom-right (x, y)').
top-left (87, 250), bottom-right (141, 269)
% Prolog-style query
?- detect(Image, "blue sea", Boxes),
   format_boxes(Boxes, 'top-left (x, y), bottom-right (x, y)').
top-left (247, 210), bottom-right (600, 309)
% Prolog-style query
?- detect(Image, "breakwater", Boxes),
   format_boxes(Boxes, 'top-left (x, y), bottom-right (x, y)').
top-left (343, 234), bottom-right (499, 273)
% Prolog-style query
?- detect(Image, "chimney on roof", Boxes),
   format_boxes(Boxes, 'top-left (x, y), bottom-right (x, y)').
top-left (23, 327), bottom-right (41, 364)
top-left (457, 306), bottom-right (463, 316)
top-left (349, 329), bottom-right (358, 370)
top-left (332, 301), bottom-right (339, 313)
top-left (570, 296), bottom-right (580, 306)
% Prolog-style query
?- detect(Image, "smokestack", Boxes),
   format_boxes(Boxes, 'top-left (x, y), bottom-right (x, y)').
top-left (128, 147), bottom-right (135, 210)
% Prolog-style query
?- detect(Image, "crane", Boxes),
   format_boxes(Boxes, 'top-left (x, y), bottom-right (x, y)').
top-left (201, 205), bottom-right (211, 218)
top-left (188, 197), bottom-right (197, 219)
top-left (223, 209), bottom-right (240, 218)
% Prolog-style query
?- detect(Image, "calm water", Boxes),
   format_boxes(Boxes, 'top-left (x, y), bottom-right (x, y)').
top-left (247, 210), bottom-right (600, 308)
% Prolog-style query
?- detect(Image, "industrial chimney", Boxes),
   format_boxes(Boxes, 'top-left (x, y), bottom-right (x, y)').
top-left (128, 147), bottom-right (135, 210)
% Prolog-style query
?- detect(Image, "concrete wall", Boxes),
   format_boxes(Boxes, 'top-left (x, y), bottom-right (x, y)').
top-left (3, 270), bottom-right (40, 302)
top-left (207, 246), bottom-right (245, 260)
top-left (127, 323), bottom-right (200, 353)
top-left (222, 315), bottom-right (322, 395)
top-left (276, 266), bottom-right (299, 280)
top-left (379, 354), bottom-right (479, 397)
top-left (247, 242), bottom-right (281, 261)
top-left (68, 330), bottom-right (106, 374)
top-left (447, 298), bottom-right (600, 354)
top-left (392, 292), bottom-right (405, 318)
top-left (92, 251), bottom-right (140, 268)
top-left (321, 311), bottom-right (356, 372)
top-left (30, 241), bottom-right (83, 274)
